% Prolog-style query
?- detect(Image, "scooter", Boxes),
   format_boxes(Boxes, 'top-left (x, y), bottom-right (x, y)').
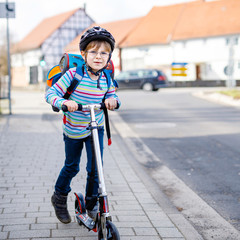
top-left (62, 103), bottom-right (120, 240)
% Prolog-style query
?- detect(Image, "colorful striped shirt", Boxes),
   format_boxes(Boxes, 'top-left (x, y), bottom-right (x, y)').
top-left (45, 66), bottom-right (120, 139)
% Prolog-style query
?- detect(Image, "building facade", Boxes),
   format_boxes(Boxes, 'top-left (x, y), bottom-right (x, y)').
top-left (11, 8), bottom-right (94, 87)
top-left (119, 0), bottom-right (240, 87)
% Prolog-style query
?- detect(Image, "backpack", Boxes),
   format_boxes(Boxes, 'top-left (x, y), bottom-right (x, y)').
top-left (46, 53), bottom-right (117, 99)
top-left (46, 53), bottom-right (117, 145)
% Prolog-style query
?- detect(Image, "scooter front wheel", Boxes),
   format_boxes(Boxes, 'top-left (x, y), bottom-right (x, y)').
top-left (98, 220), bottom-right (120, 240)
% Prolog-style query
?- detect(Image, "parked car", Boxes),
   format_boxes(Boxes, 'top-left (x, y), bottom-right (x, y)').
top-left (115, 69), bottom-right (168, 91)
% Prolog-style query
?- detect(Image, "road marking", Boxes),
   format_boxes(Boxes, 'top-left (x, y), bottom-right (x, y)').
top-left (135, 122), bottom-right (176, 129)
top-left (110, 111), bottom-right (240, 240)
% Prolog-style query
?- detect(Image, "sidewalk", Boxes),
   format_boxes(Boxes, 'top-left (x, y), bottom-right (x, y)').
top-left (0, 89), bottom-right (201, 240)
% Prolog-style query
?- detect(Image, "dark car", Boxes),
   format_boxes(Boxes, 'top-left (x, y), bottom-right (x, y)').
top-left (115, 69), bottom-right (168, 91)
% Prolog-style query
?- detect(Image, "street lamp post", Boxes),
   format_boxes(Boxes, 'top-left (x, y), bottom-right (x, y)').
top-left (6, 0), bottom-right (12, 114)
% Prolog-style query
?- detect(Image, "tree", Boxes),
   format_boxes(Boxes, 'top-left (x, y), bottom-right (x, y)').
top-left (0, 44), bottom-right (8, 76)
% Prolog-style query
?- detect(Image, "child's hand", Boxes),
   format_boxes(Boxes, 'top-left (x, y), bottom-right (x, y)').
top-left (64, 100), bottom-right (78, 112)
top-left (105, 98), bottom-right (117, 111)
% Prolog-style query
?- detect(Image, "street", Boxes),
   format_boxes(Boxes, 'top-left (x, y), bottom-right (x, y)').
top-left (115, 88), bottom-right (240, 233)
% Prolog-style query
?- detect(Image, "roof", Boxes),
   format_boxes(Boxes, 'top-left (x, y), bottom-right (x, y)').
top-left (64, 17), bottom-right (142, 52)
top-left (120, 0), bottom-right (240, 48)
top-left (12, 8), bottom-right (80, 53)
top-left (120, 4), bottom-right (184, 47)
top-left (173, 0), bottom-right (240, 40)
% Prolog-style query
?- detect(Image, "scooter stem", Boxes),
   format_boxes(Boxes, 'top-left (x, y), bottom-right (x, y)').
top-left (89, 105), bottom-right (107, 196)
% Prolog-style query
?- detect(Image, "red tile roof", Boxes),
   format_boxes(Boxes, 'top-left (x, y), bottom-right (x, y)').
top-left (64, 17), bottom-right (142, 52)
top-left (120, 4), bottom-right (184, 47)
top-left (120, 0), bottom-right (240, 47)
top-left (173, 0), bottom-right (240, 40)
top-left (12, 8), bottom-right (79, 53)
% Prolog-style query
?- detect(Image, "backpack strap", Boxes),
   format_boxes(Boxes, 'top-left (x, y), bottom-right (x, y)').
top-left (63, 66), bottom-right (84, 99)
top-left (103, 70), bottom-right (111, 89)
top-left (102, 69), bottom-right (113, 146)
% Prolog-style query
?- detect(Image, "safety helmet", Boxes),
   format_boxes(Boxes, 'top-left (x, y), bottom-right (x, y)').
top-left (79, 26), bottom-right (115, 52)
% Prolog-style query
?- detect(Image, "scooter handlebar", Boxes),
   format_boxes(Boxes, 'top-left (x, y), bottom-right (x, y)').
top-left (62, 102), bottom-right (119, 112)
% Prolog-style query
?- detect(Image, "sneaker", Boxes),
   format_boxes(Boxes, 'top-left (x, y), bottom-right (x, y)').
top-left (51, 191), bottom-right (71, 224)
top-left (87, 203), bottom-right (99, 220)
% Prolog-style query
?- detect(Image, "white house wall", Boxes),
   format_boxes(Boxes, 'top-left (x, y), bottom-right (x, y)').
top-left (11, 49), bottom-right (43, 86)
top-left (121, 45), bottom-right (172, 70)
top-left (121, 35), bottom-right (240, 82)
top-left (12, 49), bottom-right (42, 67)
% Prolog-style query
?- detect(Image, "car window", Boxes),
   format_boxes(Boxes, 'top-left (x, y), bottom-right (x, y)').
top-left (129, 72), bottom-right (139, 78)
top-left (116, 69), bottom-right (160, 80)
top-left (115, 72), bottom-right (129, 80)
top-left (142, 70), bottom-right (158, 77)
top-left (137, 70), bottom-right (144, 78)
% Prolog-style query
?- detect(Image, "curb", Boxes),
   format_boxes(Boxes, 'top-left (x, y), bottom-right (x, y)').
top-left (192, 91), bottom-right (240, 107)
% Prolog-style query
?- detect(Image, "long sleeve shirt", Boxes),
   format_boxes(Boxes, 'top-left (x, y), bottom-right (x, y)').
top-left (45, 66), bottom-right (121, 139)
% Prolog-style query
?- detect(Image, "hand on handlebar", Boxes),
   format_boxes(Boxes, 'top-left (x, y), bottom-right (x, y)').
top-left (63, 100), bottom-right (78, 112)
top-left (104, 98), bottom-right (117, 111)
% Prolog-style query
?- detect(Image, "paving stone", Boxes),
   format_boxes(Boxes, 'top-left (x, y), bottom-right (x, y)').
top-left (117, 227), bottom-right (135, 236)
top-left (52, 228), bottom-right (95, 237)
top-left (0, 232), bottom-right (8, 239)
top-left (121, 237), bottom-right (161, 240)
top-left (134, 227), bottom-right (158, 236)
top-left (9, 229), bottom-right (50, 239)
top-left (156, 227), bottom-right (184, 238)
top-left (31, 223), bottom-right (57, 230)
top-left (3, 224), bottom-right (30, 231)
top-left (0, 217), bottom-right (36, 225)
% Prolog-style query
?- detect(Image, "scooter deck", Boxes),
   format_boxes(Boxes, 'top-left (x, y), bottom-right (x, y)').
top-left (76, 212), bottom-right (96, 231)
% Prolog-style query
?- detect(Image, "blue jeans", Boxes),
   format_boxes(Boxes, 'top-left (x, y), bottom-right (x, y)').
top-left (55, 128), bottom-right (104, 208)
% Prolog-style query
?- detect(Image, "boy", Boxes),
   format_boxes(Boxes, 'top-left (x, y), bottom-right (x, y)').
top-left (45, 26), bottom-right (120, 223)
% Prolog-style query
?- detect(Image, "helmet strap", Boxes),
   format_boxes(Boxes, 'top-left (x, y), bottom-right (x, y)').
top-left (86, 65), bottom-right (100, 76)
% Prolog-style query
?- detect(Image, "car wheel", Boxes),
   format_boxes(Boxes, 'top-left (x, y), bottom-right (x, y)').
top-left (142, 82), bottom-right (153, 91)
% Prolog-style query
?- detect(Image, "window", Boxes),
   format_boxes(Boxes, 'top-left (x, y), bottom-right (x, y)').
top-left (226, 37), bottom-right (238, 45)
top-left (129, 71), bottom-right (139, 78)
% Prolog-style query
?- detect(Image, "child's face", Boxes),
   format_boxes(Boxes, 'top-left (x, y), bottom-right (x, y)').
top-left (82, 43), bottom-right (110, 73)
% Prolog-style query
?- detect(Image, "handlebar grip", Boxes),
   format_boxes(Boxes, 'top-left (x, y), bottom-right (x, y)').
top-left (62, 104), bottom-right (83, 112)
top-left (100, 102), bottom-right (106, 109)
top-left (62, 105), bottom-right (68, 112)
top-left (78, 104), bottom-right (83, 111)
top-left (116, 102), bottom-right (120, 109)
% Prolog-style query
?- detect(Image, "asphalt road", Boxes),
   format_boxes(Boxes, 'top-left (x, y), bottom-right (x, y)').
top-left (116, 88), bottom-right (240, 231)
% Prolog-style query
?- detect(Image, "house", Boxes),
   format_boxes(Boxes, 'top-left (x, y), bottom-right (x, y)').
top-left (118, 0), bottom-right (240, 86)
top-left (64, 17), bottom-right (142, 76)
top-left (11, 8), bottom-right (94, 87)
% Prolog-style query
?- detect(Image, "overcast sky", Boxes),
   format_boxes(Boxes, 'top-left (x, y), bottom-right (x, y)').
top-left (0, 0), bottom-right (207, 43)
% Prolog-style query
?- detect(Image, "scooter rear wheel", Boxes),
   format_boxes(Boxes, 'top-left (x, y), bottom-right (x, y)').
top-left (98, 220), bottom-right (120, 240)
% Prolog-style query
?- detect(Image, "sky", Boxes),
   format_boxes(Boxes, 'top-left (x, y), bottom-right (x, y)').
top-left (0, 0), bottom-right (202, 43)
